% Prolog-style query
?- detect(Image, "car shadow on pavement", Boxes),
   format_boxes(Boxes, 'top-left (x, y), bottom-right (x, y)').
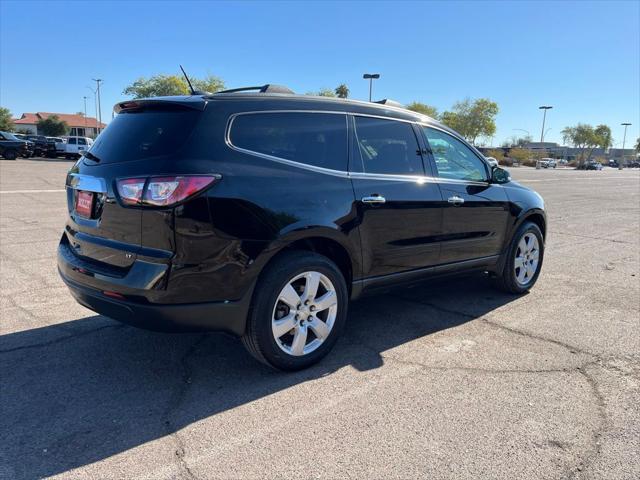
top-left (0, 274), bottom-right (520, 479)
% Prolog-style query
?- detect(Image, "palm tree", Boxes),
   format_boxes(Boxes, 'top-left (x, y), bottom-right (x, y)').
top-left (335, 84), bottom-right (349, 99)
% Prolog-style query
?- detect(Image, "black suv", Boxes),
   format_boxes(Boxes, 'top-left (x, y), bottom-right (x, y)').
top-left (58, 86), bottom-right (546, 370)
top-left (0, 131), bottom-right (31, 159)
top-left (26, 135), bottom-right (49, 156)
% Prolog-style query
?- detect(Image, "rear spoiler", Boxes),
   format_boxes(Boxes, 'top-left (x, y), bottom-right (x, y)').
top-left (114, 96), bottom-right (208, 114)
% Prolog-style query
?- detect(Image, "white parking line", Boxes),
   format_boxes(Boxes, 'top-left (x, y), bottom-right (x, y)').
top-left (0, 189), bottom-right (66, 194)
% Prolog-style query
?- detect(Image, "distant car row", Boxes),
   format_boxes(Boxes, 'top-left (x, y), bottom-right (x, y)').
top-left (0, 131), bottom-right (93, 160)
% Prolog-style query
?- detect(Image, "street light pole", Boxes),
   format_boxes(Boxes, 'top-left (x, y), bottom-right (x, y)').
top-left (92, 78), bottom-right (103, 132)
top-left (539, 106), bottom-right (553, 142)
top-left (620, 122), bottom-right (631, 170)
top-left (86, 86), bottom-right (98, 134)
top-left (362, 73), bottom-right (380, 102)
top-left (83, 96), bottom-right (87, 130)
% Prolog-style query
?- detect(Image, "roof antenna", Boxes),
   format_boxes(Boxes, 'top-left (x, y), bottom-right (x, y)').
top-left (180, 65), bottom-right (196, 95)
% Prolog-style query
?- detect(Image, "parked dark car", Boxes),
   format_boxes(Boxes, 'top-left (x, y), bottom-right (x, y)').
top-left (45, 136), bottom-right (65, 157)
top-left (11, 133), bottom-right (35, 157)
top-left (578, 162), bottom-right (603, 170)
top-left (26, 135), bottom-right (49, 156)
top-left (0, 131), bottom-right (31, 159)
top-left (58, 86), bottom-right (546, 370)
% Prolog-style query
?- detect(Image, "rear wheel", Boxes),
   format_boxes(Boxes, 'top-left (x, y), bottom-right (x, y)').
top-left (242, 251), bottom-right (348, 370)
top-left (3, 149), bottom-right (17, 160)
top-left (491, 221), bottom-right (544, 294)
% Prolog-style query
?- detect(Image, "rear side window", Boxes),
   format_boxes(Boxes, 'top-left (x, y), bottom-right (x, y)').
top-left (87, 106), bottom-right (200, 164)
top-left (353, 116), bottom-right (423, 175)
top-left (78, 138), bottom-right (87, 145)
top-left (229, 112), bottom-right (348, 171)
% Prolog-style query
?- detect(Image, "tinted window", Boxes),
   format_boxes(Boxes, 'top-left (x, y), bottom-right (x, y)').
top-left (423, 127), bottom-right (488, 182)
top-left (87, 106), bottom-right (200, 164)
top-left (353, 117), bottom-right (423, 175)
top-left (68, 138), bottom-right (76, 145)
top-left (230, 112), bottom-right (348, 171)
top-left (78, 138), bottom-right (87, 145)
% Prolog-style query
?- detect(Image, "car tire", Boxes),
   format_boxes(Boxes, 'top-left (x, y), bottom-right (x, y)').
top-left (491, 221), bottom-right (544, 294)
top-left (242, 250), bottom-right (349, 371)
top-left (3, 149), bottom-right (17, 160)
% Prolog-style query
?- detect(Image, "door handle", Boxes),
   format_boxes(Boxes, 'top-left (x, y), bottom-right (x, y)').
top-left (361, 195), bottom-right (386, 204)
top-left (448, 195), bottom-right (465, 206)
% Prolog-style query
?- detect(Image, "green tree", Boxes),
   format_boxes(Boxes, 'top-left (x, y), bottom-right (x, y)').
top-left (0, 107), bottom-right (14, 131)
top-left (191, 74), bottom-right (225, 94)
top-left (561, 123), bottom-right (612, 164)
top-left (37, 115), bottom-right (68, 136)
top-left (485, 148), bottom-right (505, 162)
top-left (335, 84), bottom-right (349, 98)
top-left (123, 73), bottom-right (225, 98)
top-left (508, 147), bottom-right (534, 166)
top-left (316, 88), bottom-right (336, 97)
top-left (440, 98), bottom-right (499, 145)
top-left (406, 102), bottom-right (439, 119)
top-left (594, 124), bottom-right (613, 151)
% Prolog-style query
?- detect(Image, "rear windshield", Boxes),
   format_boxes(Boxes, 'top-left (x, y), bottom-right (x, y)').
top-left (87, 106), bottom-right (200, 164)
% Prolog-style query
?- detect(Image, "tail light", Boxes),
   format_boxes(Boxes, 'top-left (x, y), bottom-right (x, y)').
top-left (116, 175), bottom-right (221, 207)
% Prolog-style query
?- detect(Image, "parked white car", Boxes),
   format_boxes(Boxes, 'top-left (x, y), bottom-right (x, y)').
top-left (63, 136), bottom-right (93, 159)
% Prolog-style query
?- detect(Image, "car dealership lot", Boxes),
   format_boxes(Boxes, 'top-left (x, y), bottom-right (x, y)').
top-left (1, 159), bottom-right (638, 479)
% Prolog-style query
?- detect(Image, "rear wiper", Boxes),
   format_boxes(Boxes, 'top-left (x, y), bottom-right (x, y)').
top-left (83, 151), bottom-right (102, 163)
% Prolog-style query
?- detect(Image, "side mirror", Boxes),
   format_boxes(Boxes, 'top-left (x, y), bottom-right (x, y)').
top-left (491, 166), bottom-right (511, 184)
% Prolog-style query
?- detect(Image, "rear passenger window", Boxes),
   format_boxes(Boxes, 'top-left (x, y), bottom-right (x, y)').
top-left (68, 138), bottom-right (76, 145)
top-left (353, 116), bottom-right (423, 175)
top-left (78, 138), bottom-right (87, 145)
top-left (229, 112), bottom-right (348, 171)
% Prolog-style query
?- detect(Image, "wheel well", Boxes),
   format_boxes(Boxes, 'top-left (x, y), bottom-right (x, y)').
top-left (525, 213), bottom-right (546, 239)
top-left (283, 237), bottom-right (353, 289)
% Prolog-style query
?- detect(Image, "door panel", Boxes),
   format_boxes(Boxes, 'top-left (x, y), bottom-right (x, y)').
top-left (351, 116), bottom-right (443, 278)
top-left (422, 126), bottom-right (510, 263)
top-left (353, 177), bottom-right (443, 277)
top-left (437, 182), bottom-right (510, 263)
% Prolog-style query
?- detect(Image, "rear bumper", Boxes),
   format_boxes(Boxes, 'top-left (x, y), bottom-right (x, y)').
top-left (58, 240), bottom-right (250, 336)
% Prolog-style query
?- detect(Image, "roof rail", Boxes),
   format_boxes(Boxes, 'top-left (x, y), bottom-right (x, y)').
top-left (374, 99), bottom-right (405, 108)
top-left (216, 84), bottom-right (295, 95)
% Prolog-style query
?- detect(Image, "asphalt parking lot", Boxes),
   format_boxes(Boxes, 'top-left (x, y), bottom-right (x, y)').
top-left (1, 158), bottom-right (638, 479)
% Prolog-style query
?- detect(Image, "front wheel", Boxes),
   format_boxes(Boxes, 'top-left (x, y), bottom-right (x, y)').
top-left (3, 149), bottom-right (17, 160)
top-left (491, 221), bottom-right (544, 294)
top-left (242, 251), bottom-right (348, 371)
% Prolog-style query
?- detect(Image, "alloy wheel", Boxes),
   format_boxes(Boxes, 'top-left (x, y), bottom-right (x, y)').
top-left (271, 271), bottom-right (338, 356)
top-left (514, 232), bottom-right (540, 285)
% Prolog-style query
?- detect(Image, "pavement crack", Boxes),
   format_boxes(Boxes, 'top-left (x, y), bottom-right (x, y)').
top-left (571, 365), bottom-right (609, 478)
top-left (162, 334), bottom-right (209, 480)
top-left (391, 293), bottom-right (598, 358)
top-left (0, 323), bottom-right (125, 354)
top-left (551, 231), bottom-right (637, 245)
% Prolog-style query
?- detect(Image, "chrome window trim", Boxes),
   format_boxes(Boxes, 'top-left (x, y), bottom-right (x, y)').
top-left (225, 110), bottom-right (489, 187)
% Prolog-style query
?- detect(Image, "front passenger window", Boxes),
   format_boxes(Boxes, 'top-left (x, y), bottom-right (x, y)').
top-left (423, 127), bottom-right (488, 182)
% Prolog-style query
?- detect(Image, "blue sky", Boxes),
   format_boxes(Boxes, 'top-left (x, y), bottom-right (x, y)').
top-left (1, 0), bottom-right (638, 146)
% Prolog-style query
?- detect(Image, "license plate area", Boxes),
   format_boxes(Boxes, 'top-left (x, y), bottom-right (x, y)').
top-left (75, 190), bottom-right (94, 218)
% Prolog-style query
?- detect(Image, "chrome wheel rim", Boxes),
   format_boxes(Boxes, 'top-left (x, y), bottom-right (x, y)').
top-left (271, 271), bottom-right (338, 356)
top-left (514, 233), bottom-right (540, 285)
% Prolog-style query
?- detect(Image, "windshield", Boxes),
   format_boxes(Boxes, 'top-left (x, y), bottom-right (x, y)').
top-left (1, 132), bottom-right (21, 141)
top-left (87, 106), bottom-right (201, 164)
